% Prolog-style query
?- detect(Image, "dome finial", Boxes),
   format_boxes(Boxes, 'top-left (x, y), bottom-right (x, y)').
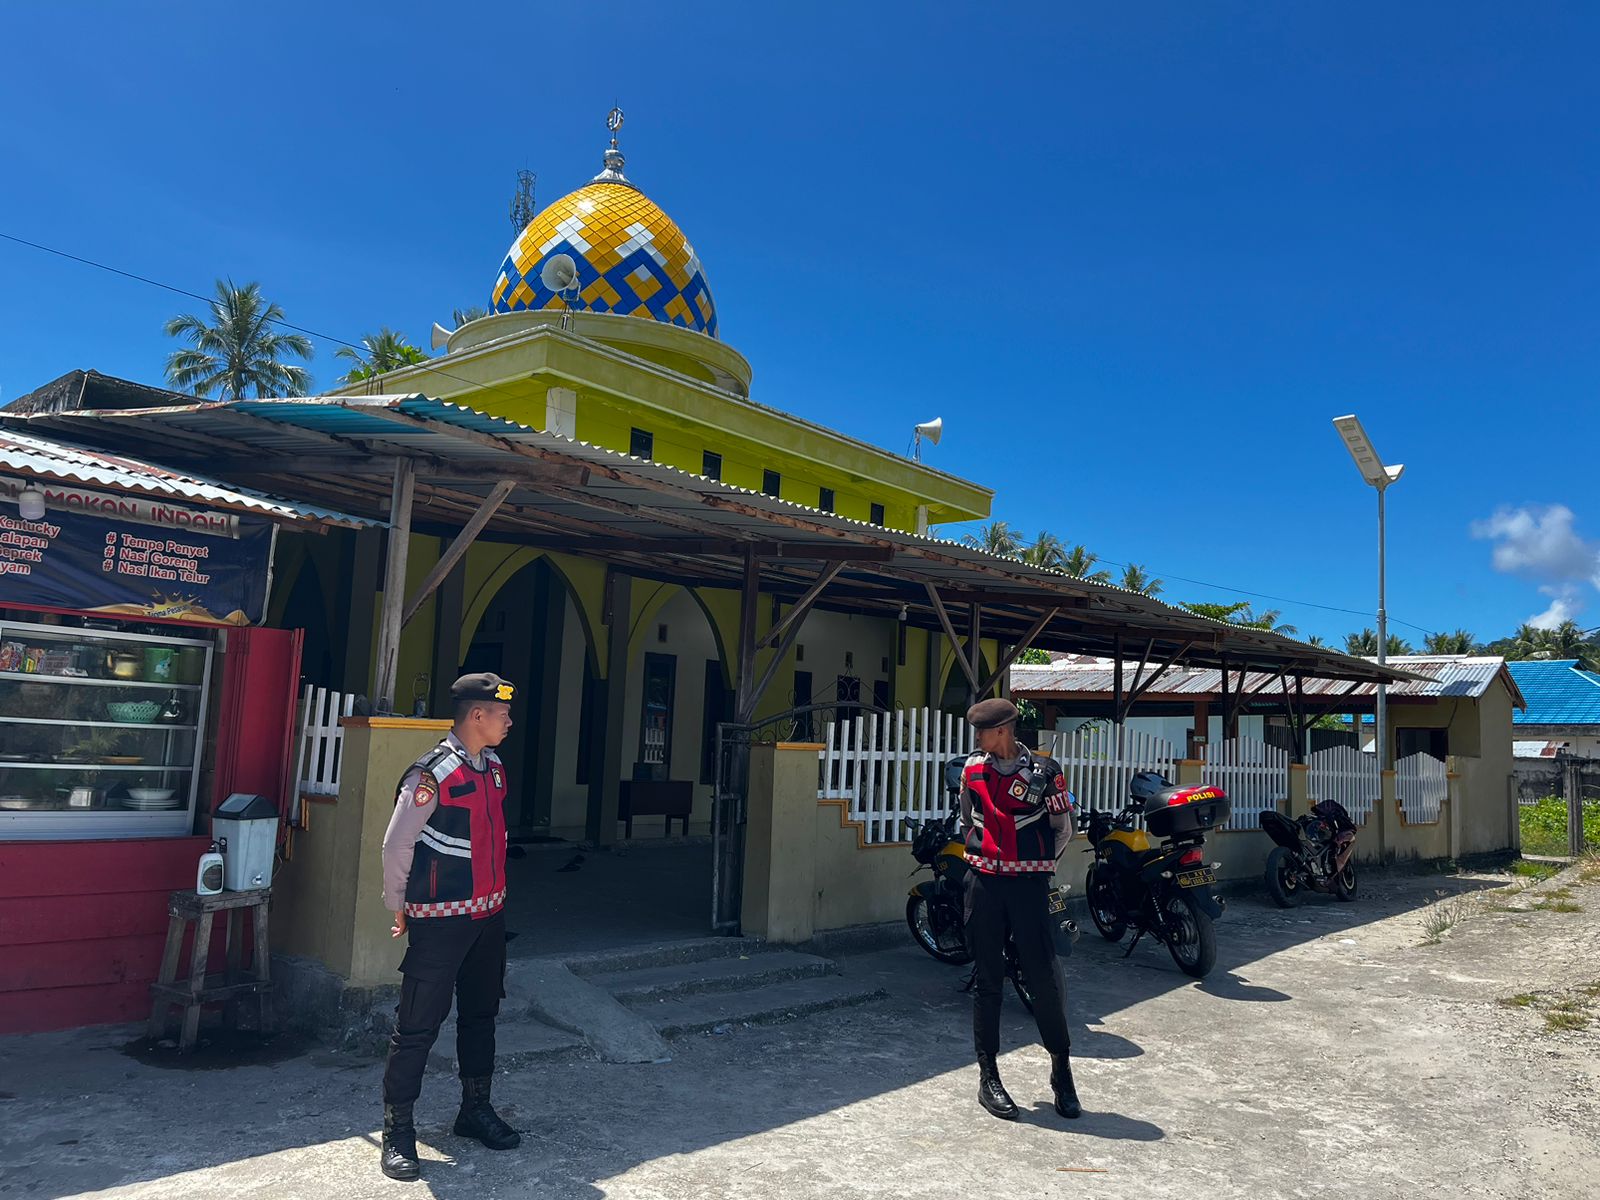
top-left (593, 106), bottom-right (634, 188)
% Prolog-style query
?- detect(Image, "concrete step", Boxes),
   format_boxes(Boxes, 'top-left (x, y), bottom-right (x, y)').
top-left (559, 936), bottom-right (773, 979)
top-left (595, 951), bottom-right (836, 1004)
top-left (427, 1016), bottom-right (589, 1073)
top-left (630, 974), bottom-right (888, 1039)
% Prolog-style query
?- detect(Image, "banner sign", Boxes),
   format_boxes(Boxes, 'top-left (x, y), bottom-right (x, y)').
top-left (0, 486), bottom-right (274, 625)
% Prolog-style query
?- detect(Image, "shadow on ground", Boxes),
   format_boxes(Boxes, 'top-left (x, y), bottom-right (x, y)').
top-left (0, 864), bottom-right (1518, 1198)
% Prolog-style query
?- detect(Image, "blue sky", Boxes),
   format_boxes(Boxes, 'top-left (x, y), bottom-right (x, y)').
top-left (2, 3), bottom-right (1597, 647)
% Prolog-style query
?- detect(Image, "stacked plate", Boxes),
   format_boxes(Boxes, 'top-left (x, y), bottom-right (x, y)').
top-left (122, 788), bottom-right (180, 810)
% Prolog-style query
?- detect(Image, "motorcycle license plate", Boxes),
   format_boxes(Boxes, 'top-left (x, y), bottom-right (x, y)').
top-left (1176, 867), bottom-right (1217, 888)
top-left (1046, 887), bottom-right (1069, 914)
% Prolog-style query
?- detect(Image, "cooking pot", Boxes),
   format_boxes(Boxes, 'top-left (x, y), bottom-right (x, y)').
top-left (62, 785), bottom-right (101, 809)
top-left (107, 651), bottom-right (142, 680)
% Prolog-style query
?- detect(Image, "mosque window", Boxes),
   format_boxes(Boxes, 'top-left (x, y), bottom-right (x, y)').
top-left (702, 451), bottom-right (722, 480)
top-left (630, 427), bottom-right (654, 460)
top-left (818, 487), bottom-right (835, 513)
top-left (763, 470), bottom-right (782, 498)
top-left (870, 502), bottom-right (886, 526)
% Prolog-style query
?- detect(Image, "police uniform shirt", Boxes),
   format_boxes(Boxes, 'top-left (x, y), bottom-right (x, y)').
top-left (380, 731), bottom-right (489, 913)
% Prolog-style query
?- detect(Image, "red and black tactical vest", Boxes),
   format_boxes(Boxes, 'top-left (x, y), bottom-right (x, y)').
top-left (397, 738), bottom-right (509, 919)
top-left (962, 746), bottom-right (1073, 875)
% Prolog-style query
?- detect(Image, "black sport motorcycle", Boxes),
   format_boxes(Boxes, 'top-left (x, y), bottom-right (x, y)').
top-left (903, 756), bottom-right (1077, 1012)
top-left (1261, 799), bottom-right (1359, 906)
top-left (1083, 771), bottom-right (1229, 978)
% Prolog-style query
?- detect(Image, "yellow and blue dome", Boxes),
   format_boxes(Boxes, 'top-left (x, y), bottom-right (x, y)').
top-left (490, 145), bottom-right (717, 338)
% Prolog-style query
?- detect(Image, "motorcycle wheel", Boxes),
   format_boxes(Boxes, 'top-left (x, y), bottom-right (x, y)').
top-left (1086, 865), bottom-right (1127, 941)
top-left (1264, 847), bottom-right (1304, 908)
top-left (1162, 891), bottom-right (1217, 978)
top-left (905, 895), bottom-right (972, 965)
top-left (1332, 861), bottom-right (1358, 902)
top-left (1007, 946), bottom-right (1036, 1014)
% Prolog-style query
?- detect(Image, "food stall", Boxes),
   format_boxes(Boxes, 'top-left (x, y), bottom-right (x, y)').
top-left (0, 430), bottom-right (369, 1033)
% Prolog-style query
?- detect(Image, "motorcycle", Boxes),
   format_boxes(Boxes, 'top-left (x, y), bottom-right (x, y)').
top-left (903, 756), bottom-right (1078, 1012)
top-left (1083, 771), bottom-right (1229, 979)
top-left (1260, 799), bottom-right (1358, 906)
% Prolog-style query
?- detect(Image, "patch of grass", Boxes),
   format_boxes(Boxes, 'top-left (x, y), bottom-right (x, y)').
top-left (1543, 1010), bottom-right (1591, 1033)
top-left (1499, 993), bottom-right (1539, 1008)
top-left (1579, 851), bottom-right (1600, 885)
top-left (1578, 982), bottom-right (1600, 999)
top-left (1544, 886), bottom-right (1576, 900)
top-left (1532, 899), bottom-right (1583, 914)
top-left (1420, 893), bottom-right (1475, 945)
top-left (1520, 796), bottom-right (1600, 858)
top-left (1512, 860), bottom-right (1560, 881)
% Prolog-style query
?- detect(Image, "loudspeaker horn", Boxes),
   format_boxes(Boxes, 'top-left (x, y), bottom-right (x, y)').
top-left (430, 322), bottom-right (452, 351)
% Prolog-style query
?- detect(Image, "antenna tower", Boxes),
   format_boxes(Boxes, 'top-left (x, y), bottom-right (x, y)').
top-left (509, 169), bottom-right (537, 234)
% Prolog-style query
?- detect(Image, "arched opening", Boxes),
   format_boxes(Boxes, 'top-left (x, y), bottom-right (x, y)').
top-left (277, 554), bottom-right (335, 689)
top-left (939, 649), bottom-right (993, 716)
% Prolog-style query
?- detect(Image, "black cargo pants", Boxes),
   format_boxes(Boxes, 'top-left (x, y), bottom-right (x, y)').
top-left (381, 910), bottom-right (507, 1106)
top-left (964, 871), bottom-right (1072, 1059)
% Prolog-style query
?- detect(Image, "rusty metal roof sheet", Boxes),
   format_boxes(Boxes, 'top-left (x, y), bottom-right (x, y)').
top-left (0, 427), bottom-right (373, 529)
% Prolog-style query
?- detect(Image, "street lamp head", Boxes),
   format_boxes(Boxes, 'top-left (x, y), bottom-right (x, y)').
top-left (1331, 414), bottom-right (1399, 489)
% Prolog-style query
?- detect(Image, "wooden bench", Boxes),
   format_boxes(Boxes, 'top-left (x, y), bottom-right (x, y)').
top-left (148, 888), bottom-right (274, 1052)
top-left (619, 780), bottom-right (693, 837)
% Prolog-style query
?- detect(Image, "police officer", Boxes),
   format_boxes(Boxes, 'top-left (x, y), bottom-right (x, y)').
top-left (378, 673), bottom-right (521, 1182)
top-left (960, 697), bottom-right (1081, 1121)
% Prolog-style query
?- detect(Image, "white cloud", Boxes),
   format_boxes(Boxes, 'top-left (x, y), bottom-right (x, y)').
top-left (1529, 586), bottom-right (1583, 630)
top-left (1470, 504), bottom-right (1600, 582)
top-left (1473, 504), bottom-right (1600, 628)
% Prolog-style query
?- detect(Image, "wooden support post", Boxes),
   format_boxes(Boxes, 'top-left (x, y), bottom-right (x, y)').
top-left (373, 459), bottom-right (415, 714)
top-left (402, 479), bottom-right (515, 626)
top-left (743, 560), bottom-right (844, 721)
top-left (925, 584), bottom-right (980, 697)
top-left (734, 549), bottom-right (762, 723)
top-left (967, 603), bottom-right (982, 706)
top-left (587, 569), bottom-right (631, 846)
top-left (979, 607), bottom-right (1060, 694)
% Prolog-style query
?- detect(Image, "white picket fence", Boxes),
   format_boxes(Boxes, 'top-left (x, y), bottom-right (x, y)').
top-left (816, 708), bottom-right (974, 843)
top-left (1307, 744), bottom-right (1381, 826)
top-left (1205, 736), bottom-right (1290, 830)
top-left (292, 685), bottom-right (355, 823)
top-left (1396, 751), bottom-right (1448, 824)
top-left (1040, 724), bottom-right (1178, 817)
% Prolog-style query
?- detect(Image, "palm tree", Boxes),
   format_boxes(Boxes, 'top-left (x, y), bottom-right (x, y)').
top-left (1019, 531), bottom-right (1065, 569)
top-left (1506, 623), bottom-right (1554, 660)
top-left (1345, 629), bottom-right (1379, 655)
top-left (335, 328), bottom-right (429, 384)
top-left (1183, 601), bottom-right (1296, 636)
top-left (1306, 634), bottom-right (1328, 648)
top-left (962, 521), bottom-right (1022, 557)
top-left (1423, 629), bottom-right (1476, 654)
top-left (163, 279), bottom-right (313, 399)
top-left (1119, 563), bottom-right (1163, 596)
top-left (1248, 607), bottom-right (1298, 637)
top-left (1061, 544), bottom-right (1111, 584)
top-left (453, 306), bottom-right (490, 326)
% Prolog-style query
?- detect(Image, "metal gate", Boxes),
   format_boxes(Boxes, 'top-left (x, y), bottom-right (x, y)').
top-left (710, 702), bottom-right (885, 934)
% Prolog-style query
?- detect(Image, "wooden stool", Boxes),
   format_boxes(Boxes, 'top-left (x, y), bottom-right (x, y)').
top-left (148, 888), bottom-right (274, 1052)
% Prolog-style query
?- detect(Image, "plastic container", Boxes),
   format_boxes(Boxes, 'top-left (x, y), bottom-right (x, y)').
top-left (1143, 783), bottom-right (1232, 839)
top-left (213, 793), bottom-right (278, 891)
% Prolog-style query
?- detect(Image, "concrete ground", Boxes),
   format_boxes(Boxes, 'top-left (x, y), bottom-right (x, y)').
top-left (4, 861), bottom-right (1599, 1199)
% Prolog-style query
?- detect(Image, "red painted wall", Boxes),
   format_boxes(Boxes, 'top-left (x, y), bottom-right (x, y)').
top-left (0, 837), bottom-right (213, 1034)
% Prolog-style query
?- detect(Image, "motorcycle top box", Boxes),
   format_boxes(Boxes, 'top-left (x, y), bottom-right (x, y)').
top-left (1142, 783), bottom-right (1232, 839)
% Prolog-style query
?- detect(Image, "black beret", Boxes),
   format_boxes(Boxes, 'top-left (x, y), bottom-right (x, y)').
top-left (966, 697), bottom-right (1019, 729)
top-left (451, 673), bottom-right (515, 705)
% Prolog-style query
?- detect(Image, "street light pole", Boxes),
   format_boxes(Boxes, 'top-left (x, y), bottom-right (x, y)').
top-left (1332, 415), bottom-right (1404, 770)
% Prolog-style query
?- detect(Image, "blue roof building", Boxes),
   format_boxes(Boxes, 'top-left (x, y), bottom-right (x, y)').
top-left (1505, 659), bottom-right (1600, 759)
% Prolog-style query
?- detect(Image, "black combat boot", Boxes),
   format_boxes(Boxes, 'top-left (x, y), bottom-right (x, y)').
top-left (977, 1053), bottom-right (1018, 1120)
top-left (453, 1076), bottom-right (522, 1149)
top-left (1051, 1052), bottom-right (1082, 1119)
top-left (380, 1103), bottom-right (421, 1182)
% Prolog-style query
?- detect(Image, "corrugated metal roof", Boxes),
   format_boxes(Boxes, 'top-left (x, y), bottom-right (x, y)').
top-left (1513, 740), bottom-right (1565, 759)
top-left (0, 395), bottom-right (1417, 685)
top-left (1506, 660), bottom-right (1600, 726)
top-left (1013, 654), bottom-right (1523, 706)
top-left (0, 428), bottom-right (373, 528)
